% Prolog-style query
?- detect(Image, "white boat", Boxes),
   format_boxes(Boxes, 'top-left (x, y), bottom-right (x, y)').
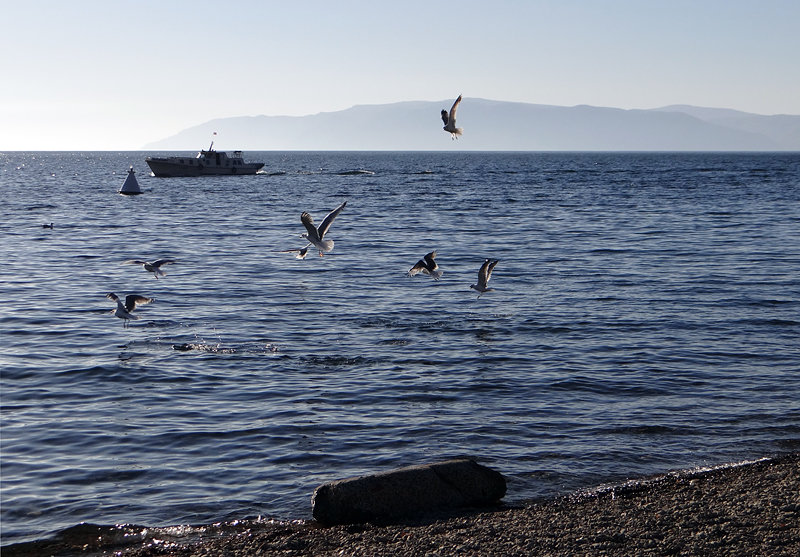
top-left (146, 142), bottom-right (264, 177)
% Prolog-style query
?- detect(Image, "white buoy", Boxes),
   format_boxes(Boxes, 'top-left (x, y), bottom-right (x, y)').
top-left (119, 166), bottom-right (142, 195)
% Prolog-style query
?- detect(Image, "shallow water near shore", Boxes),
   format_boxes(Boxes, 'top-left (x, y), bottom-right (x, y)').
top-left (1, 151), bottom-right (799, 546)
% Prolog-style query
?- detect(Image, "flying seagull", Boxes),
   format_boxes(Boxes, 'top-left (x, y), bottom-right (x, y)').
top-left (300, 201), bottom-right (347, 256)
top-left (107, 292), bottom-right (154, 327)
top-left (441, 94), bottom-right (463, 139)
top-left (124, 258), bottom-right (176, 279)
top-left (470, 259), bottom-right (499, 297)
top-left (408, 250), bottom-right (443, 280)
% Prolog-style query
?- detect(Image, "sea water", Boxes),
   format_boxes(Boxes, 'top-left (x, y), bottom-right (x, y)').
top-left (1, 151), bottom-right (799, 546)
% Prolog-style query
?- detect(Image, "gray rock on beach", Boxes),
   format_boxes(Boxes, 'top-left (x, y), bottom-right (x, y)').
top-left (311, 458), bottom-right (506, 525)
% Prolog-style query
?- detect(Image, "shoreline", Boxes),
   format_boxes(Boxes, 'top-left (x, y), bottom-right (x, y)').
top-left (5, 452), bottom-right (798, 556)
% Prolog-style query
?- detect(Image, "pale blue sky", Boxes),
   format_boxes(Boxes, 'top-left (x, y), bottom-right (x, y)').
top-left (2, 0), bottom-right (798, 150)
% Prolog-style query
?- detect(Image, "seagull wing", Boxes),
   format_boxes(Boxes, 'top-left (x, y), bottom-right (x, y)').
top-left (124, 260), bottom-right (147, 265)
top-left (300, 212), bottom-right (321, 243)
top-left (476, 260), bottom-right (490, 289)
top-left (316, 201), bottom-right (347, 240)
top-left (408, 260), bottom-right (428, 276)
top-left (107, 292), bottom-right (120, 302)
top-left (448, 95), bottom-right (462, 124)
top-left (486, 260), bottom-right (499, 284)
top-left (125, 295), bottom-right (154, 312)
top-left (423, 251), bottom-right (438, 271)
top-left (441, 109), bottom-right (449, 125)
top-left (477, 259), bottom-right (499, 289)
top-left (152, 259), bottom-right (176, 267)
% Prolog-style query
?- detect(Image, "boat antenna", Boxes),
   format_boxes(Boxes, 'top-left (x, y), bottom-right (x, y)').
top-left (208, 131), bottom-right (217, 152)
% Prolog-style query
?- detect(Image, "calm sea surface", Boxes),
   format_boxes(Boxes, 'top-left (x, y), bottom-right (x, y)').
top-left (1, 151), bottom-right (799, 546)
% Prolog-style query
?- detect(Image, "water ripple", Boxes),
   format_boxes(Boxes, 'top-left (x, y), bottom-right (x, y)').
top-left (2, 151), bottom-right (799, 546)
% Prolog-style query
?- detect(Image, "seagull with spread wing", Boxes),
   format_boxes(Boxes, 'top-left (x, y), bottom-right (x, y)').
top-left (470, 259), bottom-right (499, 297)
top-left (441, 94), bottom-right (463, 139)
top-left (300, 201), bottom-right (347, 256)
top-left (107, 293), bottom-right (154, 327)
top-left (124, 258), bottom-right (176, 279)
top-left (408, 250), bottom-right (443, 280)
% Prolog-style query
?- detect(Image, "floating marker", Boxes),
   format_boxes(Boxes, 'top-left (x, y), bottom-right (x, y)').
top-left (119, 166), bottom-right (142, 195)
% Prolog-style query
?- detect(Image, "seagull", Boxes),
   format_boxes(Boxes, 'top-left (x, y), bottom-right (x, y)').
top-left (441, 94), bottom-right (463, 139)
top-left (300, 201), bottom-right (347, 256)
top-left (42, 223), bottom-right (54, 229)
top-left (408, 250), bottom-right (443, 280)
top-left (470, 259), bottom-right (499, 297)
top-left (124, 258), bottom-right (176, 279)
top-left (107, 293), bottom-right (154, 327)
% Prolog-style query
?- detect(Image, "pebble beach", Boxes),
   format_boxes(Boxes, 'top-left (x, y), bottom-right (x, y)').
top-left (7, 452), bottom-right (797, 556)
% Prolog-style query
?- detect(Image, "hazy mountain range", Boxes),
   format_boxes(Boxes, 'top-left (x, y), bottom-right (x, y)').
top-left (144, 99), bottom-right (800, 151)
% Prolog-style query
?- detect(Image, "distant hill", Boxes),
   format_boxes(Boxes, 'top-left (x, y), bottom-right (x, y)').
top-left (143, 99), bottom-right (800, 151)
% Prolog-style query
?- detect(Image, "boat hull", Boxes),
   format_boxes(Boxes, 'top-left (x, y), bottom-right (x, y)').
top-left (146, 158), bottom-right (264, 177)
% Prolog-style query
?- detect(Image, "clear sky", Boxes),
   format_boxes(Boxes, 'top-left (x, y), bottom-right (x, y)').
top-left (2, 0), bottom-right (798, 150)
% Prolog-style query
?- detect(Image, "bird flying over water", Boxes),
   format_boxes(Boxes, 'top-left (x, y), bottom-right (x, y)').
top-left (470, 259), bottom-right (499, 297)
top-left (107, 292), bottom-right (154, 327)
top-left (300, 201), bottom-right (347, 256)
top-left (124, 259), bottom-right (176, 279)
top-left (441, 94), bottom-right (463, 139)
top-left (408, 250), bottom-right (443, 280)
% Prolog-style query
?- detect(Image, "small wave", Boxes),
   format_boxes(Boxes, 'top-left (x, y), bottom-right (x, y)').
top-left (738, 318), bottom-right (798, 327)
top-left (549, 376), bottom-right (665, 397)
top-left (569, 455), bottom-right (781, 503)
top-left (170, 341), bottom-right (279, 355)
top-left (588, 248), bottom-right (631, 254)
top-left (337, 169), bottom-right (375, 176)
top-left (2, 522), bottom-right (204, 556)
top-left (3, 518), bottom-right (291, 556)
top-left (603, 424), bottom-right (682, 435)
top-left (60, 468), bottom-right (149, 486)
top-left (25, 204), bottom-right (58, 211)
top-left (172, 342), bottom-right (237, 354)
top-left (56, 364), bottom-right (127, 378)
top-left (745, 298), bottom-right (797, 307)
top-left (377, 338), bottom-right (411, 346)
top-left (301, 354), bottom-right (374, 367)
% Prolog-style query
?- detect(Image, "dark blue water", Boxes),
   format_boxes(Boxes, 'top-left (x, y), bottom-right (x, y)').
top-left (2, 151), bottom-right (799, 546)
